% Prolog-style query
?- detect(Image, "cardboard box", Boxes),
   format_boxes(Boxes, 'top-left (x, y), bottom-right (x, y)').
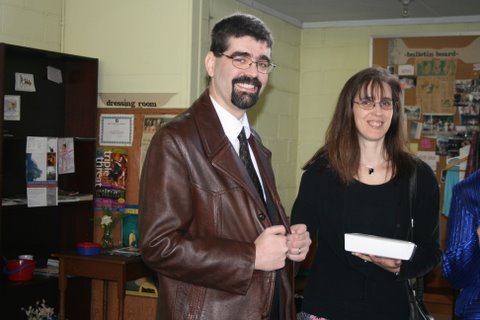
top-left (344, 233), bottom-right (416, 260)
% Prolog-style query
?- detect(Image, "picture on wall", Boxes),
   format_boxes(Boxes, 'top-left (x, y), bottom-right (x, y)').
top-left (3, 95), bottom-right (20, 121)
top-left (399, 76), bottom-right (416, 89)
top-left (404, 105), bottom-right (421, 119)
top-left (422, 113), bottom-right (455, 137)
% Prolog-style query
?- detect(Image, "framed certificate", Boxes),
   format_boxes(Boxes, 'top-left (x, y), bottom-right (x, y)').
top-left (99, 114), bottom-right (134, 146)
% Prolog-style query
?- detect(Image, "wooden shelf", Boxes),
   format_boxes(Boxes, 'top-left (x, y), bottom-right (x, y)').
top-left (0, 42), bottom-right (98, 319)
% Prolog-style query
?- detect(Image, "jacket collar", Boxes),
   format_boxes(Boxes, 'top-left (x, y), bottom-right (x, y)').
top-left (191, 89), bottom-right (272, 214)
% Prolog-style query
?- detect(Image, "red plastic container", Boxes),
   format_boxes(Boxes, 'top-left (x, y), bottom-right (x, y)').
top-left (5, 259), bottom-right (36, 281)
top-left (77, 242), bottom-right (101, 256)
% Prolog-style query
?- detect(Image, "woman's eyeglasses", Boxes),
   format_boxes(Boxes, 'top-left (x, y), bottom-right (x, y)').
top-left (353, 98), bottom-right (394, 110)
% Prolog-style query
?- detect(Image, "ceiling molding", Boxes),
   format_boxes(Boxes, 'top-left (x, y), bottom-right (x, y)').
top-left (239, 0), bottom-right (303, 27)
top-left (303, 15), bottom-right (480, 29)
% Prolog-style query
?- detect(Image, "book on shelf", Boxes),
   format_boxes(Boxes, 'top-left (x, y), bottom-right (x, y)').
top-left (107, 246), bottom-right (140, 257)
top-left (126, 277), bottom-right (158, 298)
top-left (58, 192), bottom-right (93, 203)
top-left (34, 259), bottom-right (60, 277)
top-left (2, 196), bottom-right (27, 206)
top-left (3, 192), bottom-right (93, 206)
top-left (122, 204), bottom-right (139, 248)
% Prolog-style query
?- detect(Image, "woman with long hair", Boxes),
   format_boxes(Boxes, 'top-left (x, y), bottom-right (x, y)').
top-left (292, 67), bottom-right (441, 319)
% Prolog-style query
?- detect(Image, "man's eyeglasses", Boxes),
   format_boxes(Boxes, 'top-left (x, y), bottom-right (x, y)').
top-left (353, 98), bottom-right (395, 110)
top-left (218, 53), bottom-right (276, 74)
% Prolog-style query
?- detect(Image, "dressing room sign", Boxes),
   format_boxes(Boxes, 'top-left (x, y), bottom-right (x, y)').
top-left (98, 93), bottom-right (176, 108)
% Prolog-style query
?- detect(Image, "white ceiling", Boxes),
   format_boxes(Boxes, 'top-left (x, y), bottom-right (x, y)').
top-left (237, 0), bottom-right (480, 28)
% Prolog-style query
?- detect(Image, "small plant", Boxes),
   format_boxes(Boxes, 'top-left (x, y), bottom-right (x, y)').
top-left (22, 299), bottom-right (57, 320)
top-left (96, 210), bottom-right (124, 248)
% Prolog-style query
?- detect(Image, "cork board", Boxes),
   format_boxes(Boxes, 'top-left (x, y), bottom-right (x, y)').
top-left (371, 34), bottom-right (480, 176)
top-left (96, 107), bottom-right (184, 206)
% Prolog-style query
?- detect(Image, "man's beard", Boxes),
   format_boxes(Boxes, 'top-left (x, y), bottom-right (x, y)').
top-left (231, 76), bottom-right (262, 110)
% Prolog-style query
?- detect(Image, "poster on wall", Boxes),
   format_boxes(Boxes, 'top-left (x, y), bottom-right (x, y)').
top-left (95, 147), bottom-right (128, 211)
top-left (139, 115), bottom-right (176, 178)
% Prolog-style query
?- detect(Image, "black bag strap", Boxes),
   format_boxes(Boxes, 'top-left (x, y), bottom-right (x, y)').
top-left (408, 161), bottom-right (417, 242)
top-left (408, 161), bottom-right (427, 301)
top-left (407, 160), bottom-right (434, 319)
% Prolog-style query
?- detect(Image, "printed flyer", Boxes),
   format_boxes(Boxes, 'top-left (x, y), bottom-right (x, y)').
top-left (95, 147), bottom-right (128, 211)
top-left (26, 136), bottom-right (58, 207)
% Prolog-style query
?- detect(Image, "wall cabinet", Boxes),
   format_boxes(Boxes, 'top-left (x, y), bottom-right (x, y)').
top-left (0, 43), bottom-right (98, 319)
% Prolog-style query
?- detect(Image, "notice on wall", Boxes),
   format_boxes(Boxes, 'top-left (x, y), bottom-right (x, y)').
top-left (416, 76), bottom-right (456, 113)
top-left (58, 137), bottom-right (75, 174)
top-left (26, 136), bottom-right (58, 207)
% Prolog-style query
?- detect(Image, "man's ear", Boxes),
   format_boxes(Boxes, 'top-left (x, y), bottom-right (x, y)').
top-left (205, 51), bottom-right (216, 78)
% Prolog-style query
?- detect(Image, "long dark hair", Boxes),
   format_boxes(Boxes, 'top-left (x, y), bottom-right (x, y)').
top-left (304, 66), bottom-right (415, 184)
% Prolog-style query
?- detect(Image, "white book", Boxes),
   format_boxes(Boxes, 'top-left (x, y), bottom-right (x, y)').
top-left (344, 233), bottom-right (416, 260)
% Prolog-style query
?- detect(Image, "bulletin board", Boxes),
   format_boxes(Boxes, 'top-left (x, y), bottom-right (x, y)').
top-left (372, 34), bottom-right (480, 196)
top-left (93, 105), bottom-right (185, 248)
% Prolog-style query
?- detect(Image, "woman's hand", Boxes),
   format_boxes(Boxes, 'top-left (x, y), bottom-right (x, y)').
top-left (352, 252), bottom-right (402, 274)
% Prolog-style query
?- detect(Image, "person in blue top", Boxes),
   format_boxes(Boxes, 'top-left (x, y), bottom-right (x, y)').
top-left (443, 169), bottom-right (480, 320)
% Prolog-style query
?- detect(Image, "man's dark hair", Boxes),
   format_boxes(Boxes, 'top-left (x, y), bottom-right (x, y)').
top-left (210, 13), bottom-right (273, 56)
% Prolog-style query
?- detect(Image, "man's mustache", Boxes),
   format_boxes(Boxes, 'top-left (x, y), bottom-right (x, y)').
top-left (232, 76), bottom-right (262, 89)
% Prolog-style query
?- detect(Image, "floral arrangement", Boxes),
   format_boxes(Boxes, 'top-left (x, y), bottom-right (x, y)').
top-left (22, 300), bottom-right (57, 320)
top-left (97, 210), bottom-right (124, 249)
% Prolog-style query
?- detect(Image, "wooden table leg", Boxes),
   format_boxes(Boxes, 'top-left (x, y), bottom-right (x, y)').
top-left (117, 278), bottom-right (125, 320)
top-left (103, 280), bottom-right (108, 320)
top-left (58, 258), bottom-right (66, 320)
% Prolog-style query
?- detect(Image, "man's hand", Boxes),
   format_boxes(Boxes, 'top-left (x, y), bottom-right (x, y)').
top-left (254, 225), bottom-right (288, 271)
top-left (287, 224), bottom-right (311, 262)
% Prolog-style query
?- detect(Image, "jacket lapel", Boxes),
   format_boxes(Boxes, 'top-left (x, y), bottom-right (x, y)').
top-left (192, 90), bottom-right (268, 214)
top-left (249, 133), bottom-right (290, 229)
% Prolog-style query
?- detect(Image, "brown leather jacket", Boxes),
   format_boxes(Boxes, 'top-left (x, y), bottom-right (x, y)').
top-left (139, 90), bottom-right (295, 320)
